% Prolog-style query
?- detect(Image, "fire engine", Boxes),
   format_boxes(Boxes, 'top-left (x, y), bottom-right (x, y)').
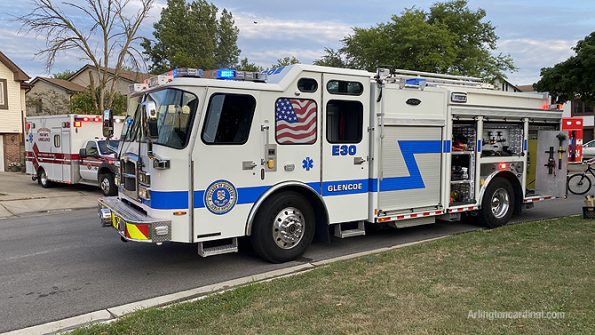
top-left (25, 114), bottom-right (125, 196)
top-left (98, 65), bottom-right (567, 263)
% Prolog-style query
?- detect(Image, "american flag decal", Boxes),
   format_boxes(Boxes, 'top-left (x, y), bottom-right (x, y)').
top-left (275, 98), bottom-right (317, 144)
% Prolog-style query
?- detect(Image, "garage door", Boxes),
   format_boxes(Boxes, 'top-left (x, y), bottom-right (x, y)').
top-left (0, 135), bottom-right (4, 171)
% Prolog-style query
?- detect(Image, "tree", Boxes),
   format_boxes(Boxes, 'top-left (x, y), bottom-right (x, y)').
top-left (70, 89), bottom-right (127, 115)
top-left (236, 57), bottom-right (263, 72)
top-left (142, 0), bottom-right (241, 73)
top-left (313, 48), bottom-right (349, 68)
top-left (51, 70), bottom-right (75, 80)
top-left (323, 0), bottom-right (514, 80)
top-left (534, 32), bottom-right (595, 104)
top-left (20, 0), bottom-right (155, 113)
top-left (272, 56), bottom-right (300, 68)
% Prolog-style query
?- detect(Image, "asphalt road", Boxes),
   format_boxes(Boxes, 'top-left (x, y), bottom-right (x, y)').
top-left (0, 194), bottom-right (586, 332)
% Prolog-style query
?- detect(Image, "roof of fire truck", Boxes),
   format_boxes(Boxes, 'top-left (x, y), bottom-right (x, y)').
top-left (129, 64), bottom-right (556, 111)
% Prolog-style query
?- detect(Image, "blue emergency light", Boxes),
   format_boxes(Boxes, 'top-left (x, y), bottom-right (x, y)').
top-left (215, 69), bottom-right (237, 80)
top-left (405, 78), bottom-right (427, 87)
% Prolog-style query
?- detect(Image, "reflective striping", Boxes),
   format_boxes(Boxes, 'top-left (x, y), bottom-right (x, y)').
top-left (125, 223), bottom-right (149, 240)
top-left (523, 196), bottom-right (554, 203)
top-left (376, 209), bottom-right (448, 223)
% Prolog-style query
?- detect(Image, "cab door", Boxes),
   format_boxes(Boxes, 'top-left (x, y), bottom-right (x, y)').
top-left (321, 74), bottom-right (370, 223)
top-left (192, 89), bottom-right (263, 241)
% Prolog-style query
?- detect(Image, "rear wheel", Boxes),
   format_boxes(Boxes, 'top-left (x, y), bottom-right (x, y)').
top-left (251, 191), bottom-right (315, 263)
top-left (99, 173), bottom-right (117, 196)
top-left (478, 177), bottom-right (515, 228)
top-left (38, 168), bottom-right (52, 188)
top-left (567, 173), bottom-right (591, 195)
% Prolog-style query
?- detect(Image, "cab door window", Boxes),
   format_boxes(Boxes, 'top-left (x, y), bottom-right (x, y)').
top-left (202, 94), bottom-right (256, 145)
top-left (85, 141), bottom-right (98, 156)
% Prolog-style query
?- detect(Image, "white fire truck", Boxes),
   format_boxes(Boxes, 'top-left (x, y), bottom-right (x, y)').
top-left (25, 114), bottom-right (125, 195)
top-left (98, 65), bottom-right (567, 263)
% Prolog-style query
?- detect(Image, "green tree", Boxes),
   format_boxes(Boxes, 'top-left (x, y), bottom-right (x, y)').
top-left (313, 48), bottom-right (349, 68)
top-left (324, 0), bottom-right (514, 80)
top-left (236, 57), bottom-right (263, 72)
top-left (272, 56), bottom-right (300, 68)
top-left (70, 90), bottom-right (127, 115)
top-left (142, 0), bottom-right (240, 73)
top-left (535, 32), bottom-right (595, 104)
top-left (51, 70), bottom-right (75, 80)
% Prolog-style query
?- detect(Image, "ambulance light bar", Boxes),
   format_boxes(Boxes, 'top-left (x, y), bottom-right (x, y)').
top-left (211, 69), bottom-right (268, 82)
top-left (73, 116), bottom-right (102, 127)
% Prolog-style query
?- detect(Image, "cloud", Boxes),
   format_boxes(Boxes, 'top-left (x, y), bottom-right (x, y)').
top-left (498, 38), bottom-right (577, 84)
top-left (235, 13), bottom-right (351, 44)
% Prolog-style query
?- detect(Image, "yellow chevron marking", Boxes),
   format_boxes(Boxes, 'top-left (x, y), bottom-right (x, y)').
top-left (126, 223), bottom-right (148, 240)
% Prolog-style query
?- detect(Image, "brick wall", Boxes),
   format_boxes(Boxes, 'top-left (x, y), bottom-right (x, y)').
top-left (2, 133), bottom-right (24, 171)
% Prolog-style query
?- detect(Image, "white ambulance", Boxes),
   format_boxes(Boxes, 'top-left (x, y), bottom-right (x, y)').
top-left (98, 65), bottom-right (567, 263)
top-left (25, 114), bottom-right (125, 195)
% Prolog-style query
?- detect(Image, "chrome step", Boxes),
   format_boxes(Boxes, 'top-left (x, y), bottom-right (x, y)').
top-left (334, 221), bottom-right (366, 238)
top-left (198, 238), bottom-right (238, 257)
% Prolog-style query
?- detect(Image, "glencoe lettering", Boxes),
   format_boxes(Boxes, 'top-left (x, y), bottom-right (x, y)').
top-left (327, 183), bottom-right (363, 192)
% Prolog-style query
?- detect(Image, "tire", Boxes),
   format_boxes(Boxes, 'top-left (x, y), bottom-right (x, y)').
top-left (478, 177), bottom-right (515, 228)
top-left (38, 168), bottom-right (52, 188)
top-left (567, 174), bottom-right (591, 195)
top-left (99, 173), bottom-right (117, 196)
top-left (251, 191), bottom-right (315, 263)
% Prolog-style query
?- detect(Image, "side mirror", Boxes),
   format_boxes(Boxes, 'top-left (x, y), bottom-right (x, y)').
top-left (141, 101), bottom-right (158, 140)
top-left (102, 109), bottom-right (114, 138)
top-left (79, 148), bottom-right (87, 159)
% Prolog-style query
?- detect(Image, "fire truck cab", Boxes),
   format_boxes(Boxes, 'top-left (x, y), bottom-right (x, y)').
top-left (99, 65), bottom-right (567, 263)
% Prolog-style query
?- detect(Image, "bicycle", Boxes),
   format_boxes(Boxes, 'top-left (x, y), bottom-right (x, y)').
top-left (567, 158), bottom-right (595, 195)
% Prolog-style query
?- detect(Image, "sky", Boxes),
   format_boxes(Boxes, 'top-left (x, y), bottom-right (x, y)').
top-left (1, 0), bottom-right (594, 85)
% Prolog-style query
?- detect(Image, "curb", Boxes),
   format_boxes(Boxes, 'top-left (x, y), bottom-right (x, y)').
top-left (1, 235), bottom-right (448, 335)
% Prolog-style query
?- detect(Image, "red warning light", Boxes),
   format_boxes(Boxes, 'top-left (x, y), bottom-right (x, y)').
top-left (498, 162), bottom-right (508, 170)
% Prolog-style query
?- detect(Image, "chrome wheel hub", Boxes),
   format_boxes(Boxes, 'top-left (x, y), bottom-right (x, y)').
top-left (40, 172), bottom-right (47, 184)
top-left (101, 178), bottom-right (110, 193)
top-left (272, 207), bottom-right (305, 250)
top-left (491, 188), bottom-right (510, 219)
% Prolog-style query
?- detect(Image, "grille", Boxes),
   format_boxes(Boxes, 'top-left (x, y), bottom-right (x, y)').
top-left (122, 159), bottom-right (137, 192)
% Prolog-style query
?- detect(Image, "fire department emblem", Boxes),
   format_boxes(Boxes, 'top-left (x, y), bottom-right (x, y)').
top-left (204, 180), bottom-right (237, 215)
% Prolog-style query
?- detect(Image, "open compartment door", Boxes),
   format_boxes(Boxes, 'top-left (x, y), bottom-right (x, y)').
top-left (535, 130), bottom-right (568, 198)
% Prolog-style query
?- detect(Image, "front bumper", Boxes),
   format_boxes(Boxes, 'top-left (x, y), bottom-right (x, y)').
top-left (98, 197), bottom-right (171, 243)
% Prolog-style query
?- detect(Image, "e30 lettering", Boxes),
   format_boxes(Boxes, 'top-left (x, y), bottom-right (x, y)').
top-left (331, 145), bottom-right (357, 156)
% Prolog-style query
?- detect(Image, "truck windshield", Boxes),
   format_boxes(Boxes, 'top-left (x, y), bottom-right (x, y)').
top-left (98, 140), bottom-right (120, 155)
top-left (147, 88), bottom-right (199, 149)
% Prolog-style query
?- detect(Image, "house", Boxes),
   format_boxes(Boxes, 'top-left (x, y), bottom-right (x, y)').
top-left (0, 51), bottom-right (29, 171)
top-left (494, 77), bottom-right (522, 93)
top-left (68, 64), bottom-right (149, 96)
top-left (26, 77), bottom-right (85, 116)
top-left (26, 64), bottom-right (149, 116)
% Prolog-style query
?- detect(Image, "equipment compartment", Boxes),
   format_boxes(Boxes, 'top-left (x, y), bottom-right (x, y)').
top-left (481, 122), bottom-right (524, 157)
top-left (450, 122), bottom-right (476, 205)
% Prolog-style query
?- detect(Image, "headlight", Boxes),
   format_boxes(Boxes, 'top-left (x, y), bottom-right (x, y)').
top-left (139, 171), bottom-right (151, 186)
top-left (138, 185), bottom-right (151, 200)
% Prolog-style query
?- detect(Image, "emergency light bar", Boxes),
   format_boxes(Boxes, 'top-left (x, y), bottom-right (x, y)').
top-left (129, 67), bottom-right (268, 93)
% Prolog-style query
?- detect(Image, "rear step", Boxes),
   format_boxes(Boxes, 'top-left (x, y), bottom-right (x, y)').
top-left (198, 238), bottom-right (238, 257)
top-left (334, 221), bottom-right (366, 238)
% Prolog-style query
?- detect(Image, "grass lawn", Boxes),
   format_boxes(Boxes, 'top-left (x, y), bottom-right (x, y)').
top-left (74, 217), bottom-right (594, 335)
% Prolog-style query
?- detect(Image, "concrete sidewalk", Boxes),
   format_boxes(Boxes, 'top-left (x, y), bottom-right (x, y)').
top-left (0, 172), bottom-right (100, 219)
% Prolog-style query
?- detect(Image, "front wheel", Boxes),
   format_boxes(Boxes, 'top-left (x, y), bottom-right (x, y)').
top-left (478, 177), bottom-right (515, 228)
top-left (251, 192), bottom-right (315, 263)
top-left (99, 173), bottom-right (117, 196)
top-left (567, 173), bottom-right (591, 195)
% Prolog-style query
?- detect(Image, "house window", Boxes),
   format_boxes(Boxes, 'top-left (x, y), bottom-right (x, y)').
top-left (0, 79), bottom-right (8, 109)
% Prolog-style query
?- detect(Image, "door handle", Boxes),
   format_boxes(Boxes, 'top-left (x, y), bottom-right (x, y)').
top-left (243, 161), bottom-right (258, 170)
top-left (354, 157), bottom-right (366, 165)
